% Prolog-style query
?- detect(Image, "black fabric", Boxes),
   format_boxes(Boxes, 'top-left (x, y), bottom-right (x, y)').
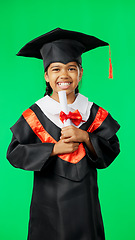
top-left (85, 134), bottom-right (120, 169)
top-left (7, 134), bottom-right (55, 171)
top-left (40, 39), bottom-right (84, 71)
top-left (16, 28), bottom-right (109, 71)
top-left (27, 170), bottom-right (105, 240)
top-left (6, 102), bottom-right (120, 240)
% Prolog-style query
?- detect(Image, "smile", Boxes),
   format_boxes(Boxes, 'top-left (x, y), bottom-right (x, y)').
top-left (57, 82), bottom-right (71, 86)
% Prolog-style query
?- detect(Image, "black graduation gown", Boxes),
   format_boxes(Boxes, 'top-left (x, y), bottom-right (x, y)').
top-left (6, 103), bottom-right (120, 240)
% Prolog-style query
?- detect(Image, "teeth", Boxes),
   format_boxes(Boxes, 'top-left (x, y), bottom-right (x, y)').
top-left (58, 82), bottom-right (71, 86)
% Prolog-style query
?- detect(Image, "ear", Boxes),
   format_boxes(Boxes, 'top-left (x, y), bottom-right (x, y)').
top-left (44, 72), bottom-right (49, 82)
top-left (79, 68), bottom-right (83, 81)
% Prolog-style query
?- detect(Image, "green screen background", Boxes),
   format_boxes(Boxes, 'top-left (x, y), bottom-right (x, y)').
top-left (0, 0), bottom-right (134, 239)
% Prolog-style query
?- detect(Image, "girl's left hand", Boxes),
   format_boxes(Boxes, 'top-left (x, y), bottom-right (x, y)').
top-left (60, 125), bottom-right (88, 143)
top-left (60, 125), bottom-right (97, 158)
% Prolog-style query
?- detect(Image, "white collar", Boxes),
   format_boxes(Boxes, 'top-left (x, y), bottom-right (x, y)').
top-left (36, 93), bottom-right (88, 115)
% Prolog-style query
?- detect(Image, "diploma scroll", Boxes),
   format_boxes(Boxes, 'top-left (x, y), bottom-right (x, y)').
top-left (58, 91), bottom-right (72, 127)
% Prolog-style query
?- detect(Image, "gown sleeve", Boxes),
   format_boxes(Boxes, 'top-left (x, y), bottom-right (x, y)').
top-left (84, 111), bottom-right (120, 169)
top-left (85, 133), bottom-right (120, 169)
top-left (6, 115), bottom-right (55, 171)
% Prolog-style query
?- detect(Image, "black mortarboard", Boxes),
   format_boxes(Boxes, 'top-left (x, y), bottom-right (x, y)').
top-left (17, 28), bottom-right (112, 76)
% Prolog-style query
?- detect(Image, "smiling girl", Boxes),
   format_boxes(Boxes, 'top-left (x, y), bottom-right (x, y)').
top-left (7, 28), bottom-right (120, 240)
top-left (44, 61), bottom-right (97, 157)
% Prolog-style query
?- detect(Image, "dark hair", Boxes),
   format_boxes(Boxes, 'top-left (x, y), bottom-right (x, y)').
top-left (44, 62), bottom-right (82, 96)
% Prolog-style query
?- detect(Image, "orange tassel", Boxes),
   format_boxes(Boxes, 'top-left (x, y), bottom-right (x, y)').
top-left (109, 45), bottom-right (113, 79)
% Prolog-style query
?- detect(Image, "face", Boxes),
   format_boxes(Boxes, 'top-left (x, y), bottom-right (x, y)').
top-left (44, 61), bottom-right (83, 103)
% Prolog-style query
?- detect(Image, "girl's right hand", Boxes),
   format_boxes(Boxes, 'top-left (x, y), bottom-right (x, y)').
top-left (50, 140), bottom-right (79, 156)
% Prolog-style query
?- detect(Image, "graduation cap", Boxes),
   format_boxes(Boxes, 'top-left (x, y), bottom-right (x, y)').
top-left (17, 28), bottom-right (113, 78)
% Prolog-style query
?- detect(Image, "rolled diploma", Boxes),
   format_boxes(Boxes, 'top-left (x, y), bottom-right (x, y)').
top-left (58, 91), bottom-right (72, 127)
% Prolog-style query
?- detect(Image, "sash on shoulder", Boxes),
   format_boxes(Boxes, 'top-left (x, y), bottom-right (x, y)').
top-left (22, 107), bottom-right (108, 164)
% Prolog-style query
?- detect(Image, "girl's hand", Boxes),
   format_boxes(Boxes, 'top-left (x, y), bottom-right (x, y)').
top-left (60, 125), bottom-right (97, 158)
top-left (60, 125), bottom-right (88, 143)
top-left (51, 139), bottom-right (79, 156)
top-left (51, 126), bottom-right (97, 158)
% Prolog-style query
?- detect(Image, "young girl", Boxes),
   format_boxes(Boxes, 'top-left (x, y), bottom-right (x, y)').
top-left (7, 28), bottom-right (120, 240)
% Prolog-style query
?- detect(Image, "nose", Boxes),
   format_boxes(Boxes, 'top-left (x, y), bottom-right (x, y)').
top-left (59, 69), bottom-right (69, 79)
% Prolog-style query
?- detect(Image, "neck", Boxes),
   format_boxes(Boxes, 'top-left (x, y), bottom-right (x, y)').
top-left (67, 94), bottom-right (76, 104)
top-left (51, 92), bottom-right (76, 104)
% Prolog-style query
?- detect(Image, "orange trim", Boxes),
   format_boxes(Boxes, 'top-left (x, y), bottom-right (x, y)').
top-left (22, 109), bottom-right (57, 144)
top-left (87, 107), bottom-right (108, 133)
top-left (59, 143), bottom-right (86, 164)
top-left (22, 107), bottom-right (108, 164)
top-left (22, 109), bottom-right (86, 164)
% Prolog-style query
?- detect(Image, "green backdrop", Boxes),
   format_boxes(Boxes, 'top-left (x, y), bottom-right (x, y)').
top-left (0, 0), bottom-right (135, 239)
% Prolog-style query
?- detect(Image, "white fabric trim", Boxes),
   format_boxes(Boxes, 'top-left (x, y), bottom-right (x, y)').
top-left (35, 93), bottom-right (93, 129)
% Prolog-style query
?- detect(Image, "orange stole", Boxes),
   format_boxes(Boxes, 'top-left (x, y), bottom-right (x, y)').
top-left (87, 107), bottom-right (108, 133)
top-left (22, 109), bottom-right (85, 164)
top-left (22, 107), bottom-right (108, 164)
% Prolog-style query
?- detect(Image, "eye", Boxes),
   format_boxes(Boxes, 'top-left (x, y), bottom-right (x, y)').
top-left (52, 68), bottom-right (60, 72)
top-left (69, 67), bottom-right (76, 71)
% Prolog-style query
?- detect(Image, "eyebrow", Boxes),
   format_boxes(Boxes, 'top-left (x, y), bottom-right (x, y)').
top-left (50, 64), bottom-right (77, 69)
top-left (68, 65), bottom-right (77, 68)
top-left (50, 65), bottom-right (60, 69)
